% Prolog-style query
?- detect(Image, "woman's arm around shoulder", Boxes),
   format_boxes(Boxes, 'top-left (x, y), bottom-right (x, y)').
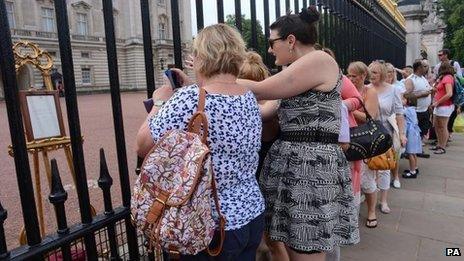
top-left (239, 51), bottom-right (340, 100)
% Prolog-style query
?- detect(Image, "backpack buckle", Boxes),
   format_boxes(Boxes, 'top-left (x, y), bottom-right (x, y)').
top-left (145, 190), bottom-right (170, 225)
top-left (155, 197), bottom-right (166, 205)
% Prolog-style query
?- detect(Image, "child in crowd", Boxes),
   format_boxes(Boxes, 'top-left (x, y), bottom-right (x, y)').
top-left (402, 96), bottom-right (422, 178)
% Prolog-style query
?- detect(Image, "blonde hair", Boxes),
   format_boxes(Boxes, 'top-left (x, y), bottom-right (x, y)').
top-left (402, 67), bottom-right (413, 78)
top-left (193, 24), bottom-right (247, 78)
top-left (348, 61), bottom-right (369, 78)
top-left (238, 51), bottom-right (270, 81)
top-left (368, 61), bottom-right (387, 82)
top-left (385, 63), bottom-right (397, 82)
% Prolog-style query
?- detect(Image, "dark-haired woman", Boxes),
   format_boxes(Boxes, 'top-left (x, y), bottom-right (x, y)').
top-left (431, 61), bottom-right (455, 154)
top-left (239, 6), bottom-right (359, 261)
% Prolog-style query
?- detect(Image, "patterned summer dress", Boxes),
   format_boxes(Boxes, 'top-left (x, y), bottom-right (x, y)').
top-left (259, 74), bottom-right (360, 252)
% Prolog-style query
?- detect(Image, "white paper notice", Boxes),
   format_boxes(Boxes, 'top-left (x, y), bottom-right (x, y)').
top-left (26, 95), bottom-right (61, 140)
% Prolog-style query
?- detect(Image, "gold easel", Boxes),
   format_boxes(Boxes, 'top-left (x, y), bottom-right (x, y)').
top-left (9, 41), bottom-right (95, 245)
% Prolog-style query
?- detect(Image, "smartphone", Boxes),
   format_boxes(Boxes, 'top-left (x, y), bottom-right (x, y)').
top-left (164, 69), bottom-right (182, 89)
top-left (143, 98), bottom-right (154, 113)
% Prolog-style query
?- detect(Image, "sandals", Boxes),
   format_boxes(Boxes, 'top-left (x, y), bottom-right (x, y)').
top-left (379, 203), bottom-right (391, 214)
top-left (434, 147), bottom-right (446, 154)
top-left (366, 218), bottom-right (378, 228)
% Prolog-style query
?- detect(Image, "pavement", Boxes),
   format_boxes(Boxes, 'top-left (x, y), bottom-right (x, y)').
top-left (342, 134), bottom-right (464, 261)
top-left (1, 92), bottom-right (464, 260)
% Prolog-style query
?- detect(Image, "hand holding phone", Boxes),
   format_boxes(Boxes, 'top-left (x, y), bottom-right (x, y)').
top-left (165, 69), bottom-right (182, 89)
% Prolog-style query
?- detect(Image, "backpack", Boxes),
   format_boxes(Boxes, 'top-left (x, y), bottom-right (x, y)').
top-left (130, 87), bottom-right (225, 257)
top-left (452, 74), bottom-right (464, 106)
top-left (444, 61), bottom-right (464, 106)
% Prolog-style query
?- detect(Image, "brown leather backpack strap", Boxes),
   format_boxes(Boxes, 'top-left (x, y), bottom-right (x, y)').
top-left (188, 87), bottom-right (209, 144)
top-left (145, 190), bottom-right (170, 226)
top-left (197, 87), bottom-right (206, 112)
top-left (207, 167), bottom-right (226, 257)
top-left (187, 112), bottom-right (209, 144)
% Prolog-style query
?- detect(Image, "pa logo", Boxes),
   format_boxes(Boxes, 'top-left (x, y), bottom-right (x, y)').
top-left (445, 248), bottom-right (461, 256)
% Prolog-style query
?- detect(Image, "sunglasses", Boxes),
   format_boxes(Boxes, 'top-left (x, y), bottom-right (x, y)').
top-left (438, 53), bottom-right (444, 57)
top-left (268, 37), bottom-right (284, 48)
top-left (373, 59), bottom-right (385, 64)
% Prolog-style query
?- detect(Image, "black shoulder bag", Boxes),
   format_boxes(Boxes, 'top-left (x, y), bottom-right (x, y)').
top-left (344, 98), bottom-right (393, 161)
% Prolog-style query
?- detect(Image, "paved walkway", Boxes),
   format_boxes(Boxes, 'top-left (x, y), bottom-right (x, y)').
top-left (342, 134), bottom-right (464, 261)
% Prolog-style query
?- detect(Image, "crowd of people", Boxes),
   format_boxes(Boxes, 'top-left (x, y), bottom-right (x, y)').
top-left (134, 5), bottom-right (462, 261)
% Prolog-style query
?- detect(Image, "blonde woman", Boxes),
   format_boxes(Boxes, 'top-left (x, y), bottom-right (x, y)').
top-left (360, 61), bottom-right (406, 228)
top-left (386, 62), bottom-right (406, 189)
top-left (238, 51), bottom-right (286, 261)
top-left (347, 61), bottom-right (379, 123)
top-left (136, 24), bottom-right (265, 260)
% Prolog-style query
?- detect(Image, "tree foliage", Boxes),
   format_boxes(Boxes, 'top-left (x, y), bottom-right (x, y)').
top-left (440, 0), bottom-right (464, 62)
top-left (225, 15), bottom-right (267, 61)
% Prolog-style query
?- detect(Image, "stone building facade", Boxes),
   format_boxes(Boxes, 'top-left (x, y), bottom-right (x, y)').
top-left (0, 0), bottom-right (192, 99)
top-left (398, 0), bottom-right (445, 66)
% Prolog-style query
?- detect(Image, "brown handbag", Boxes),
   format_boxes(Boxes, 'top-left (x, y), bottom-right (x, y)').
top-left (365, 147), bottom-right (397, 170)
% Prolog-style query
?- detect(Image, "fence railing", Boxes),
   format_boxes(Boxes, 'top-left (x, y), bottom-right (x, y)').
top-left (187, 0), bottom-right (405, 73)
top-left (0, 0), bottom-right (405, 260)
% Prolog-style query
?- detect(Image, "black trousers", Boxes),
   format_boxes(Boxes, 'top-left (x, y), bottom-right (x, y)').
top-left (448, 106), bottom-right (459, 133)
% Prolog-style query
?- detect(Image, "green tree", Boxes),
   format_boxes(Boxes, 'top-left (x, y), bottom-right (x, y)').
top-left (225, 14), bottom-right (268, 62)
top-left (440, 0), bottom-right (464, 62)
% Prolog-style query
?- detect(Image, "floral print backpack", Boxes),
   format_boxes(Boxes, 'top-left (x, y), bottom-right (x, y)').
top-left (131, 87), bottom-right (225, 257)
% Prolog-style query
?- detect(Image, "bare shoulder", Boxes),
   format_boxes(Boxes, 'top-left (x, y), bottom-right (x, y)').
top-left (300, 50), bottom-right (338, 70)
top-left (365, 86), bottom-right (378, 95)
top-left (364, 85), bottom-right (379, 100)
top-left (297, 50), bottom-right (340, 91)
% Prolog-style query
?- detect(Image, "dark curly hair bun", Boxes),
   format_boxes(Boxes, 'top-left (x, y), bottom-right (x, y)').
top-left (299, 5), bottom-right (320, 24)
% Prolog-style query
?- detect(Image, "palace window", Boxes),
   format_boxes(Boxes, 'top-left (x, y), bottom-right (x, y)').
top-left (6, 2), bottom-right (15, 28)
top-left (81, 52), bottom-right (90, 58)
top-left (158, 15), bottom-right (168, 40)
top-left (76, 13), bottom-right (88, 35)
top-left (81, 67), bottom-right (92, 85)
top-left (41, 7), bottom-right (55, 32)
top-left (158, 22), bottom-right (166, 39)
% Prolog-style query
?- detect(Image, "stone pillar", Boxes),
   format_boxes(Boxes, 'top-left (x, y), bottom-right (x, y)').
top-left (421, 0), bottom-right (446, 67)
top-left (399, 3), bottom-right (427, 65)
top-left (422, 32), bottom-right (444, 66)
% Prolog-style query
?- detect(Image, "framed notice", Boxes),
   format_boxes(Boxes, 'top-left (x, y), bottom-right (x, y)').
top-left (19, 90), bottom-right (65, 142)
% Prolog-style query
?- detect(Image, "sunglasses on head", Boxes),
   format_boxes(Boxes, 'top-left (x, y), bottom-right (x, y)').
top-left (268, 37), bottom-right (284, 48)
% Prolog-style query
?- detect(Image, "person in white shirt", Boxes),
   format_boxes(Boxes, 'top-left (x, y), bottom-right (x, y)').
top-left (405, 60), bottom-right (433, 140)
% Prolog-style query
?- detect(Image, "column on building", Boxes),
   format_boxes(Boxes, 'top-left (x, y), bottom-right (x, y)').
top-left (398, 1), bottom-right (427, 66)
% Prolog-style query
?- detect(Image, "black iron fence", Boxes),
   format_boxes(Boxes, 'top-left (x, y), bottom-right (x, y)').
top-left (190, 0), bottom-right (406, 72)
top-left (0, 0), bottom-right (405, 260)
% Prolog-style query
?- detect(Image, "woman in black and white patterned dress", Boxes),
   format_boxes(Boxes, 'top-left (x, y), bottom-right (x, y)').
top-left (239, 6), bottom-right (359, 261)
